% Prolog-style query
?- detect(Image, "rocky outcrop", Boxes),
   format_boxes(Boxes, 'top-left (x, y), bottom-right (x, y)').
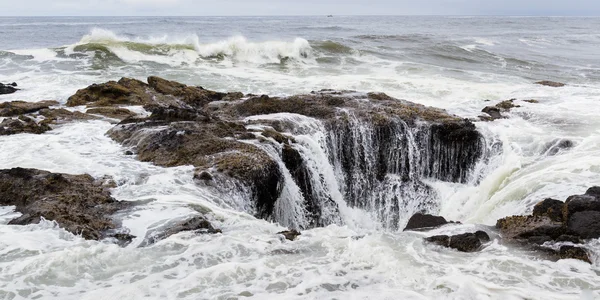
top-left (425, 231), bottom-right (490, 252)
top-left (0, 100), bottom-right (58, 117)
top-left (536, 81), bottom-right (566, 87)
top-left (496, 187), bottom-right (600, 263)
top-left (99, 77), bottom-right (485, 229)
top-left (0, 168), bottom-right (131, 241)
top-left (0, 82), bottom-right (18, 95)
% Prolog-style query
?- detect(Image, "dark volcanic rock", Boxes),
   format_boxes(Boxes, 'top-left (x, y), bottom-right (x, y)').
top-left (585, 186), bottom-right (600, 198)
top-left (535, 81), bottom-right (566, 87)
top-left (559, 246), bottom-right (591, 263)
top-left (495, 189), bottom-right (600, 264)
top-left (567, 211), bottom-right (600, 239)
top-left (0, 168), bottom-right (130, 240)
top-left (66, 78), bottom-right (153, 107)
top-left (480, 99), bottom-right (520, 121)
top-left (0, 82), bottom-right (19, 95)
top-left (425, 231), bottom-right (490, 252)
top-left (404, 213), bottom-right (450, 231)
top-left (563, 194), bottom-right (600, 221)
top-left (532, 198), bottom-right (564, 222)
top-left (0, 100), bottom-right (59, 117)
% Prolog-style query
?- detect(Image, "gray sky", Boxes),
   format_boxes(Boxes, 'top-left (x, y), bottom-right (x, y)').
top-left (2, 0), bottom-right (600, 16)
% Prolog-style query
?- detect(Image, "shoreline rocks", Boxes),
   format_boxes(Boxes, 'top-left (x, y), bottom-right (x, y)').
top-left (426, 231), bottom-right (491, 252)
top-left (495, 187), bottom-right (600, 263)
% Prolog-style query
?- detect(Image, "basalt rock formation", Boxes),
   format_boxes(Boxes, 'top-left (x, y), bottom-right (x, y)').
top-left (496, 187), bottom-right (600, 263)
top-left (425, 231), bottom-right (491, 253)
top-left (88, 76), bottom-right (487, 230)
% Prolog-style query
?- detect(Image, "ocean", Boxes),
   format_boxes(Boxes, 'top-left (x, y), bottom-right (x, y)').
top-left (0, 16), bottom-right (599, 299)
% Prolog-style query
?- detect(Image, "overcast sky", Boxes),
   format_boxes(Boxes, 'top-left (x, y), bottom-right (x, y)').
top-left (2, 0), bottom-right (599, 16)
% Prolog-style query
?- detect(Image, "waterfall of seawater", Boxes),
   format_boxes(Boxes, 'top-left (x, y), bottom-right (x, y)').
top-left (246, 112), bottom-right (492, 231)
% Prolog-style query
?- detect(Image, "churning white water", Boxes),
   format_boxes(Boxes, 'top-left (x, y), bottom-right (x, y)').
top-left (1, 16), bottom-right (599, 299)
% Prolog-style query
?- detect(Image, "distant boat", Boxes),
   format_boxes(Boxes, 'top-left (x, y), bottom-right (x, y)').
top-left (327, 15), bottom-right (333, 17)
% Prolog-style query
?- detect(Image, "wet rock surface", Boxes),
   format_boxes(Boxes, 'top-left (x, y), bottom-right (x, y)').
top-left (0, 101), bottom-right (97, 136)
top-left (278, 229), bottom-right (301, 241)
top-left (0, 168), bottom-right (130, 241)
top-left (425, 231), bottom-right (490, 252)
top-left (404, 213), bottom-right (451, 231)
top-left (140, 216), bottom-right (221, 247)
top-left (496, 187), bottom-right (600, 263)
top-left (480, 99), bottom-right (520, 121)
top-left (0, 82), bottom-right (18, 95)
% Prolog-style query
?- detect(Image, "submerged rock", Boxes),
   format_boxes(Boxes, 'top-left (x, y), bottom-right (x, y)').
top-left (480, 99), bottom-right (520, 121)
top-left (542, 139), bottom-right (574, 156)
top-left (425, 231), bottom-right (490, 252)
top-left (140, 216), bottom-right (221, 246)
top-left (404, 213), bottom-right (451, 231)
top-left (278, 229), bottom-right (301, 241)
top-left (0, 82), bottom-right (19, 95)
top-left (535, 81), bottom-right (566, 87)
top-left (0, 168), bottom-right (131, 241)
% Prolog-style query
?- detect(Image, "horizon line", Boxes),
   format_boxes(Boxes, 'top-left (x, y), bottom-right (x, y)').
top-left (1, 14), bottom-right (600, 17)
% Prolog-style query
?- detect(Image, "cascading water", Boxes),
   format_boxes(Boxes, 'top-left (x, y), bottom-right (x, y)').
top-left (247, 110), bottom-right (491, 231)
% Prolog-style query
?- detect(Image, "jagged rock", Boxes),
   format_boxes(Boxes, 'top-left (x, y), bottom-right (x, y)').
top-left (0, 116), bottom-right (51, 135)
top-left (567, 211), bottom-right (600, 239)
top-left (0, 100), bottom-right (59, 117)
top-left (425, 231), bottom-right (490, 252)
top-left (0, 168), bottom-right (131, 240)
top-left (108, 106), bottom-right (283, 219)
top-left (404, 213), bottom-right (450, 231)
top-left (66, 78), bottom-right (153, 107)
top-left (495, 190), bottom-right (600, 264)
top-left (86, 107), bottom-right (136, 120)
top-left (278, 229), bottom-right (301, 241)
top-left (0, 82), bottom-right (19, 95)
top-left (147, 76), bottom-right (226, 107)
top-left (542, 139), bottom-right (574, 156)
top-left (496, 215), bottom-right (564, 240)
top-left (480, 99), bottom-right (519, 121)
top-left (532, 198), bottom-right (564, 222)
top-left (523, 99), bottom-right (539, 104)
top-left (141, 216), bottom-right (221, 246)
top-left (559, 246), bottom-right (591, 263)
top-left (536, 81), bottom-right (566, 87)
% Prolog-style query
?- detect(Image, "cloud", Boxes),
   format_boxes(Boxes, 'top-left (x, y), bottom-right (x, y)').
top-left (2, 0), bottom-right (599, 16)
